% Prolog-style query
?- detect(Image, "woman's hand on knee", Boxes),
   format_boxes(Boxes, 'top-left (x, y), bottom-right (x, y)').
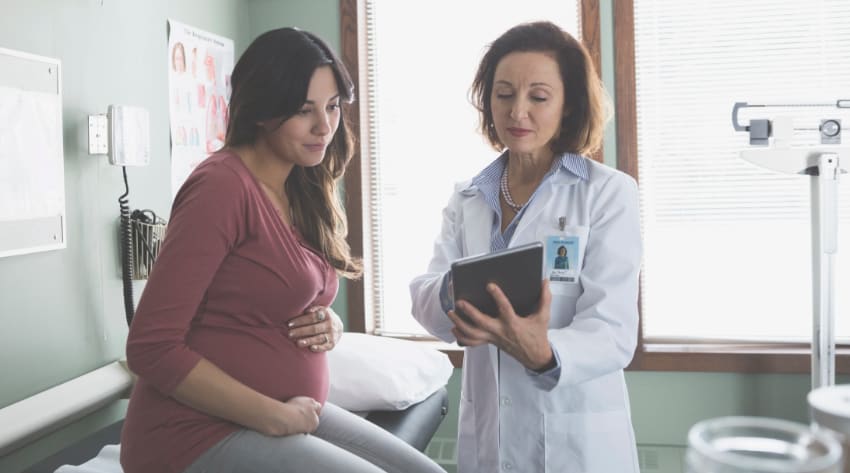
top-left (285, 396), bottom-right (322, 434)
top-left (263, 396), bottom-right (321, 436)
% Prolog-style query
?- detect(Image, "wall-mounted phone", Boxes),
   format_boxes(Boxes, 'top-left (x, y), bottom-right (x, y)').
top-left (108, 105), bottom-right (150, 166)
top-left (89, 105), bottom-right (165, 326)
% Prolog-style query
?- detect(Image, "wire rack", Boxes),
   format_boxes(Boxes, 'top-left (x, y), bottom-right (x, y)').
top-left (130, 219), bottom-right (166, 280)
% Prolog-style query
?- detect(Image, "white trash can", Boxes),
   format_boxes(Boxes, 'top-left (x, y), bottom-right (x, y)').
top-left (809, 385), bottom-right (850, 473)
top-left (687, 416), bottom-right (842, 473)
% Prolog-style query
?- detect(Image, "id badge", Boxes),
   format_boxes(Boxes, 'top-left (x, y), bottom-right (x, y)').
top-left (544, 235), bottom-right (580, 283)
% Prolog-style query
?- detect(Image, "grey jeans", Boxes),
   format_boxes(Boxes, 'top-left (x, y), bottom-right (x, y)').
top-left (182, 402), bottom-right (446, 473)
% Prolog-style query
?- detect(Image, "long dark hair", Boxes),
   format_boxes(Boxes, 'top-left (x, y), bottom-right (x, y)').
top-left (226, 27), bottom-right (361, 278)
top-left (471, 21), bottom-right (610, 156)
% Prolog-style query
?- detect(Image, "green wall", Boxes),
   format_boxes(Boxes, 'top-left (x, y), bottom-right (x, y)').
top-left (0, 1), bottom-right (832, 473)
top-left (0, 0), bottom-right (249, 404)
top-left (246, 0), bottom-right (340, 52)
top-left (0, 1), bottom-right (346, 471)
top-left (0, 1), bottom-right (250, 471)
top-left (244, 0), bottom-right (350, 322)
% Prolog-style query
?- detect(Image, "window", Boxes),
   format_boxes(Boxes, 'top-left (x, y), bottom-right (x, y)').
top-left (617, 0), bottom-right (850, 369)
top-left (345, 0), bottom-right (582, 336)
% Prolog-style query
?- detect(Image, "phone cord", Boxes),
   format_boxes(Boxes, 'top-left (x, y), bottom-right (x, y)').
top-left (119, 166), bottom-right (135, 326)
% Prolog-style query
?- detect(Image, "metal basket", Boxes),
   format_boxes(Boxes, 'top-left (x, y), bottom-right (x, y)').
top-left (130, 219), bottom-right (166, 280)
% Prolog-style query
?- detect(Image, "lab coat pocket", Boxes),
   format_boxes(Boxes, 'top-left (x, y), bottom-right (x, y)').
top-left (544, 410), bottom-right (636, 473)
top-left (550, 282), bottom-right (581, 297)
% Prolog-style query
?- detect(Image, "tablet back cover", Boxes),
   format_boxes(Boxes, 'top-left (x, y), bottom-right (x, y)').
top-left (451, 242), bottom-right (543, 317)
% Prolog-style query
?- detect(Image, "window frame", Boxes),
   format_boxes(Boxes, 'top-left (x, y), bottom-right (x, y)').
top-left (339, 0), bottom-right (600, 341)
top-left (613, 0), bottom-right (850, 374)
top-left (340, 0), bottom-right (366, 334)
top-left (341, 0), bottom-right (850, 373)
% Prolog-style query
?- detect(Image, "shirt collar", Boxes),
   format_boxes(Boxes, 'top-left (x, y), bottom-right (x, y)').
top-left (559, 152), bottom-right (590, 180)
top-left (468, 151), bottom-right (589, 194)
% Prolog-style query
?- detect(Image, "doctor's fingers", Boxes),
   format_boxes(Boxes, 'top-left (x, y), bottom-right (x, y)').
top-left (452, 301), bottom-right (502, 334)
top-left (485, 283), bottom-right (521, 321)
top-left (447, 308), bottom-right (496, 341)
top-left (448, 311), bottom-right (492, 346)
top-left (452, 326), bottom-right (489, 347)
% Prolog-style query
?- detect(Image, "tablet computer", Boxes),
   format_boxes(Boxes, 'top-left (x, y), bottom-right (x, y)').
top-left (450, 242), bottom-right (543, 319)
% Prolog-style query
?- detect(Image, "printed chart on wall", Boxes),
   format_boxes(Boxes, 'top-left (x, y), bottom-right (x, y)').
top-left (167, 19), bottom-right (234, 197)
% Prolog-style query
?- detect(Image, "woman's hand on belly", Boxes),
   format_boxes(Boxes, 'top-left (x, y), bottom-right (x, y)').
top-left (288, 306), bottom-right (343, 352)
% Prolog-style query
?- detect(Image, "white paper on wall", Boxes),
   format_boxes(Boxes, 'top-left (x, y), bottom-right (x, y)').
top-left (0, 85), bottom-right (64, 223)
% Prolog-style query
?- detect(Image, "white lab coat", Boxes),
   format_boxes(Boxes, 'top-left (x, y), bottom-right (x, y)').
top-left (410, 158), bottom-right (641, 473)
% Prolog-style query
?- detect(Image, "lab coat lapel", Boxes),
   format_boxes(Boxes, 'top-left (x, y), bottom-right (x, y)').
top-left (511, 171), bottom-right (580, 244)
top-left (460, 193), bottom-right (491, 257)
top-left (511, 180), bottom-right (552, 244)
top-left (459, 192), bottom-right (501, 385)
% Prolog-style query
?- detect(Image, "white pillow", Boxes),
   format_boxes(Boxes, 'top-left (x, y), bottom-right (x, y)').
top-left (327, 333), bottom-right (453, 411)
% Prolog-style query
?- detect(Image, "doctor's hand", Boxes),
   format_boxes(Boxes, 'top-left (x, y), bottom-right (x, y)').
top-left (288, 306), bottom-right (343, 352)
top-left (448, 280), bottom-right (554, 372)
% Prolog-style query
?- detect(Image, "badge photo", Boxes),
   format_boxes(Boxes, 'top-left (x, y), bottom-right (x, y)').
top-left (545, 235), bottom-right (579, 283)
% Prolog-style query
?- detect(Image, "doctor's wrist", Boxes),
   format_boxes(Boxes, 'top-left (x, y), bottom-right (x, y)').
top-left (529, 347), bottom-right (557, 373)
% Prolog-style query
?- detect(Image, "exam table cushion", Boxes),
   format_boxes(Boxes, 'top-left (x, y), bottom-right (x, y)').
top-left (327, 333), bottom-right (453, 411)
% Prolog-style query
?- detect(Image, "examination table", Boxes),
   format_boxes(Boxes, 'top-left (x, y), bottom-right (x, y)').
top-left (22, 387), bottom-right (448, 473)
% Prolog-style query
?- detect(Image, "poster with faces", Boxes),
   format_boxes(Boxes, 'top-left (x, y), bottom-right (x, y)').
top-left (167, 19), bottom-right (234, 197)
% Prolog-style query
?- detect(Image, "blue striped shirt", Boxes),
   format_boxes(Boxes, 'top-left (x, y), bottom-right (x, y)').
top-left (471, 151), bottom-right (589, 251)
top-left (439, 152), bottom-right (589, 382)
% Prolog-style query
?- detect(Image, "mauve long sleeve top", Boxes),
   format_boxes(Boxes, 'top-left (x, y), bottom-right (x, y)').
top-left (120, 150), bottom-right (338, 473)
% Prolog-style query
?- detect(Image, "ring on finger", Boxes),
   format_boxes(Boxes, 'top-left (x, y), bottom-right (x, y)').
top-left (323, 334), bottom-right (329, 344)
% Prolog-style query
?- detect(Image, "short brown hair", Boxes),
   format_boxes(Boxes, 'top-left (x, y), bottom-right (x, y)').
top-left (470, 21), bottom-right (610, 156)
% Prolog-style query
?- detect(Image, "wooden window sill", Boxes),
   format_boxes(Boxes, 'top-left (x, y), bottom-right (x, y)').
top-left (363, 334), bottom-right (464, 368)
top-left (366, 334), bottom-right (850, 374)
top-left (629, 343), bottom-right (850, 374)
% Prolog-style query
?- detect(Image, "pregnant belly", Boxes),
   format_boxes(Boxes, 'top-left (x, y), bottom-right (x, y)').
top-left (186, 324), bottom-right (329, 404)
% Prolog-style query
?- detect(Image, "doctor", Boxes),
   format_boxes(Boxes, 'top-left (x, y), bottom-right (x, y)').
top-left (410, 21), bottom-right (641, 473)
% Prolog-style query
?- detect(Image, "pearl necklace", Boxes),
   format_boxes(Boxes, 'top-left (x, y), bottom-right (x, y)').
top-left (500, 166), bottom-right (525, 213)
